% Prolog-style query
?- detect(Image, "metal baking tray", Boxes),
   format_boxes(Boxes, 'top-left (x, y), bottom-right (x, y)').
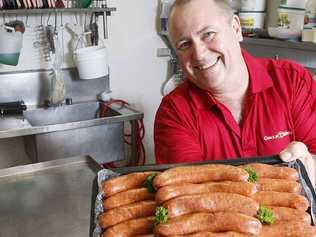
top-left (92, 155), bottom-right (316, 236)
top-left (0, 155), bottom-right (102, 237)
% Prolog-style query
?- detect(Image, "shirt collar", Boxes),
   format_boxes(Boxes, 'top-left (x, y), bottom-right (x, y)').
top-left (188, 49), bottom-right (273, 110)
top-left (242, 49), bottom-right (273, 93)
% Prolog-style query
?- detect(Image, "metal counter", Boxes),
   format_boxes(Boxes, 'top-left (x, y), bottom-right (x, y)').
top-left (0, 156), bottom-right (101, 237)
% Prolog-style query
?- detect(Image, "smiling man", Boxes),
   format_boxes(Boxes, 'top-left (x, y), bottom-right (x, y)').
top-left (154, 0), bottom-right (316, 184)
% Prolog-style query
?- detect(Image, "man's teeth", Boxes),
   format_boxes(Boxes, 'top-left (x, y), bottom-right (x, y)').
top-left (197, 58), bottom-right (219, 70)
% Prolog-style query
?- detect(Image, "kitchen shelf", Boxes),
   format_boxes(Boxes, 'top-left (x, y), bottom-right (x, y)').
top-left (0, 7), bottom-right (116, 14)
top-left (242, 37), bottom-right (316, 52)
top-left (241, 37), bottom-right (316, 71)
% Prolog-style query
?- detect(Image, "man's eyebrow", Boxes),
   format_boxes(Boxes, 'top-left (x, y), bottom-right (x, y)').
top-left (197, 26), bottom-right (213, 35)
top-left (175, 37), bottom-right (190, 45)
top-left (174, 26), bottom-right (214, 45)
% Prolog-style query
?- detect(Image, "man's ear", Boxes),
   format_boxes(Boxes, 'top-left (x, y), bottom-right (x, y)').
top-left (231, 15), bottom-right (243, 42)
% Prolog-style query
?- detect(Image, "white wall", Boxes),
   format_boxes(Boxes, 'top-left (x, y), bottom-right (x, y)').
top-left (0, 0), bottom-right (168, 167)
top-left (107, 0), bottom-right (167, 164)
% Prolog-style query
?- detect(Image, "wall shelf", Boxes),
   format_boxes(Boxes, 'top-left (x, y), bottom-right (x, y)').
top-left (0, 7), bottom-right (116, 14)
top-left (241, 37), bottom-right (316, 71)
top-left (242, 37), bottom-right (316, 52)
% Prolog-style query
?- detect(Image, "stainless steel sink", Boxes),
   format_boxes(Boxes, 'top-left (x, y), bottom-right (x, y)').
top-left (23, 101), bottom-right (119, 126)
top-left (0, 117), bottom-right (31, 131)
top-left (22, 101), bottom-right (126, 163)
top-left (0, 101), bottom-right (143, 164)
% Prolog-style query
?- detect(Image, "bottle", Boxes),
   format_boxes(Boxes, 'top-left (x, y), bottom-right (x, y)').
top-left (305, 0), bottom-right (316, 29)
top-left (302, 0), bottom-right (316, 42)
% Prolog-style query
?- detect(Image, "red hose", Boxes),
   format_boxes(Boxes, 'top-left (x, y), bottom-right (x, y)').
top-left (99, 99), bottom-right (146, 168)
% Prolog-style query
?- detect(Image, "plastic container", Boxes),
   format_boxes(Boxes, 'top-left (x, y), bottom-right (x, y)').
top-left (268, 26), bottom-right (301, 39)
top-left (280, 0), bottom-right (307, 9)
top-left (240, 0), bottom-right (266, 11)
top-left (277, 7), bottom-right (305, 31)
top-left (239, 11), bottom-right (266, 35)
top-left (0, 27), bottom-right (23, 66)
top-left (74, 45), bottom-right (107, 59)
top-left (302, 28), bottom-right (316, 42)
top-left (304, 0), bottom-right (316, 29)
top-left (267, 7), bottom-right (305, 40)
top-left (74, 45), bottom-right (109, 80)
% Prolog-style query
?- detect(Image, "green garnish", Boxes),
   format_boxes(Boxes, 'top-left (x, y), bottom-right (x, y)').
top-left (256, 206), bottom-right (275, 224)
top-left (244, 166), bottom-right (259, 183)
top-left (155, 206), bottom-right (168, 225)
top-left (143, 173), bottom-right (158, 193)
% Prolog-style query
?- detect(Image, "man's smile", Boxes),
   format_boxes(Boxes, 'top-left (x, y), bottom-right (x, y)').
top-left (194, 56), bottom-right (220, 71)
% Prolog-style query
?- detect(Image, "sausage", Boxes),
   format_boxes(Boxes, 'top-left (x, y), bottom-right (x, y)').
top-left (153, 164), bottom-right (249, 189)
top-left (156, 181), bottom-right (257, 203)
top-left (253, 191), bottom-right (309, 211)
top-left (243, 163), bottom-right (298, 180)
top-left (99, 200), bottom-right (156, 229)
top-left (102, 217), bottom-right (155, 237)
top-left (102, 172), bottom-right (156, 197)
top-left (258, 178), bottom-right (301, 193)
top-left (103, 188), bottom-right (155, 210)
top-left (163, 192), bottom-right (259, 218)
top-left (266, 206), bottom-right (311, 224)
top-left (258, 221), bottom-right (316, 237)
top-left (170, 232), bottom-right (252, 237)
top-left (154, 212), bottom-right (262, 236)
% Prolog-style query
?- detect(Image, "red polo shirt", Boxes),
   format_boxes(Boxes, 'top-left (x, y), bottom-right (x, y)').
top-left (154, 50), bottom-right (316, 164)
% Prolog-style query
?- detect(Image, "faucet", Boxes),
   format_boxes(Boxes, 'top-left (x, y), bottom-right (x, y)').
top-left (0, 101), bottom-right (27, 117)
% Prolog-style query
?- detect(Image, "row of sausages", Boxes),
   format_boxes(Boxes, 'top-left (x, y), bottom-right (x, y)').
top-left (98, 163), bottom-right (316, 237)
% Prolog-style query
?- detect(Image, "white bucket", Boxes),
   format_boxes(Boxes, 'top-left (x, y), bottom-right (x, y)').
top-left (239, 11), bottom-right (266, 35)
top-left (240, 0), bottom-right (266, 11)
top-left (74, 45), bottom-right (109, 79)
top-left (74, 45), bottom-right (106, 58)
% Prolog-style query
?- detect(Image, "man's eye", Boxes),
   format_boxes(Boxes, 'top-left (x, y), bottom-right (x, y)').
top-left (203, 31), bottom-right (215, 39)
top-left (177, 41), bottom-right (191, 50)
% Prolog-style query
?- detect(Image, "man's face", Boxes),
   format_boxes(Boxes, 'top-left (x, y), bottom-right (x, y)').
top-left (169, 0), bottom-right (243, 92)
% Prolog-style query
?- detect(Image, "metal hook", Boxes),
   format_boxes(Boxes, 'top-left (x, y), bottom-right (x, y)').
top-left (89, 12), bottom-right (94, 25)
top-left (46, 13), bottom-right (51, 25)
top-left (84, 12), bottom-right (87, 29)
top-left (54, 11), bottom-right (57, 31)
top-left (25, 14), bottom-right (29, 27)
top-left (60, 12), bottom-right (64, 28)
top-left (75, 13), bottom-right (78, 25)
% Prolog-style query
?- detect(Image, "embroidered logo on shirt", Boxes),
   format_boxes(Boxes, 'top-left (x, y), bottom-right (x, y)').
top-left (264, 131), bottom-right (292, 141)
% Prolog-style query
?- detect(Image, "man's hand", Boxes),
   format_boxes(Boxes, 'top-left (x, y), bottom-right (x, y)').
top-left (279, 141), bottom-right (315, 188)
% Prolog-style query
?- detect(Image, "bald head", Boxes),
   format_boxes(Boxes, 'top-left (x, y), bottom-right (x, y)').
top-left (170, 0), bottom-right (234, 15)
top-left (168, 0), bottom-right (235, 45)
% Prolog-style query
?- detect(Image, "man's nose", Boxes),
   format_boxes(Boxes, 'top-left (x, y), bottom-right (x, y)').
top-left (192, 41), bottom-right (207, 61)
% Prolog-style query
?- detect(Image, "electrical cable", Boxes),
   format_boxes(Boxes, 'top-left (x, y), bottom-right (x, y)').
top-left (99, 99), bottom-right (146, 168)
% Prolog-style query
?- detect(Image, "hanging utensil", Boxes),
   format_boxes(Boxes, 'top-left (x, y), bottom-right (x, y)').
top-left (89, 13), bottom-right (98, 46)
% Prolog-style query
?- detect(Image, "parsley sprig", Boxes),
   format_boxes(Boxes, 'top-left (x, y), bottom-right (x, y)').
top-left (244, 166), bottom-right (259, 183)
top-left (155, 206), bottom-right (168, 225)
top-left (257, 206), bottom-right (275, 224)
top-left (143, 172), bottom-right (158, 193)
